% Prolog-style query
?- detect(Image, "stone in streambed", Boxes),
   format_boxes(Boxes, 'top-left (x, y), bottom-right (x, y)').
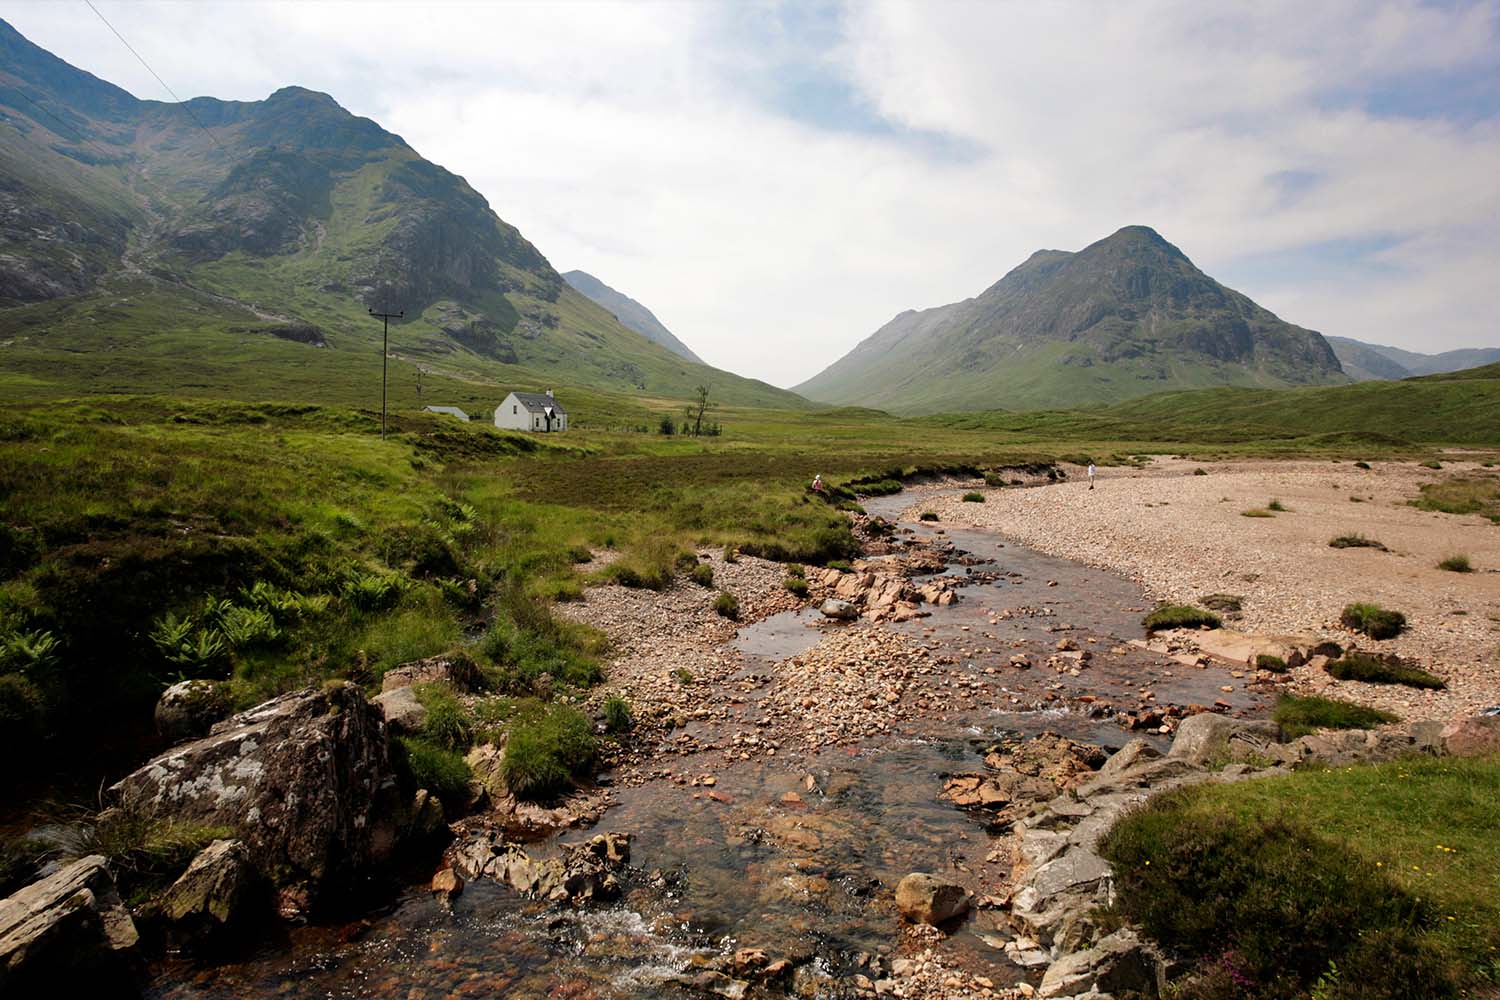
top-left (819, 599), bottom-right (859, 621)
top-left (1441, 715), bottom-right (1500, 757)
top-left (0, 855), bottom-right (138, 993)
top-left (895, 873), bottom-right (969, 926)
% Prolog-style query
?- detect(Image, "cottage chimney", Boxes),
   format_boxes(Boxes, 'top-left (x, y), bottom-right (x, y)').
top-left (546, 388), bottom-right (554, 398)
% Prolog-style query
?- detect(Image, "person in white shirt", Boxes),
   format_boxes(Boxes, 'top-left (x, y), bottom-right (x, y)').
top-left (1087, 463), bottom-right (1096, 490)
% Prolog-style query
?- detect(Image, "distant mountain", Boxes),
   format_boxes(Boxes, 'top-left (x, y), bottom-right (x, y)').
top-left (1326, 336), bottom-right (1500, 382)
top-left (0, 19), bottom-right (803, 409)
top-left (796, 226), bottom-right (1346, 413)
top-left (563, 270), bottom-right (703, 365)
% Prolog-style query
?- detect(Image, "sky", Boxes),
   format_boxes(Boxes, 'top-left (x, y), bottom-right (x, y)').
top-left (6, 0), bottom-right (1499, 387)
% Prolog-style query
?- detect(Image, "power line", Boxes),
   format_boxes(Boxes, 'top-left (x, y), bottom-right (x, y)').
top-left (81, 0), bottom-right (239, 163)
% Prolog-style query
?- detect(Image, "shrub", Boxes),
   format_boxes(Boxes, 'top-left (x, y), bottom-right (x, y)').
top-left (962, 492), bottom-right (985, 503)
top-left (1330, 534), bottom-right (1387, 551)
top-left (1273, 693), bottom-right (1398, 737)
top-left (1267, 499), bottom-right (1288, 512)
top-left (601, 696), bottom-right (632, 734)
top-left (1437, 554), bottom-right (1472, 573)
top-left (414, 682), bottom-right (474, 752)
top-left (722, 544), bottom-right (739, 564)
top-left (1420, 459), bottom-right (1443, 470)
top-left (657, 414), bottom-right (675, 435)
top-left (919, 512), bottom-right (939, 522)
top-left (784, 577), bottom-right (809, 598)
top-left (0, 674), bottom-right (46, 749)
top-left (1100, 796), bottom-right (1451, 1000)
top-left (1326, 653), bottom-right (1445, 690)
top-left (690, 563), bottom-right (714, 588)
top-left (1143, 604), bottom-right (1222, 632)
top-left (341, 571), bottom-right (407, 612)
top-left (673, 667), bottom-right (694, 684)
top-left (982, 471), bottom-right (1007, 487)
top-left (827, 559), bottom-right (853, 573)
top-left (1255, 653), bottom-right (1287, 672)
top-left (713, 591), bottom-right (740, 620)
top-left (1193, 468), bottom-right (1208, 476)
top-left (392, 736), bottom-right (472, 806)
top-left (1340, 602), bottom-right (1407, 640)
top-left (1354, 460), bottom-right (1371, 470)
top-left (785, 563), bottom-right (805, 578)
top-left (501, 706), bottom-right (597, 800)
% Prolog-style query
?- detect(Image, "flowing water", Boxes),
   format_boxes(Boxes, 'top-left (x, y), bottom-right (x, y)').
top-left (148, 490), bottom-right (1266, 999)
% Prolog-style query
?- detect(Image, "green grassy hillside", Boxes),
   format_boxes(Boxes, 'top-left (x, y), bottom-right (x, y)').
top-left (0, 20), bottom-right (803, 411)
top-left (929, 364), bottom-right (1500, 446)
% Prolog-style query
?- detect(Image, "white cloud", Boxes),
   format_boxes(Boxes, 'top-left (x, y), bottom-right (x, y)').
top-left (5, 0), bottom-right (1498, 384)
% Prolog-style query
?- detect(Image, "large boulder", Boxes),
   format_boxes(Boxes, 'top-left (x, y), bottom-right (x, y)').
top-left (1038, 927), bottom-right (1158, 998)
top-left (109, 683), bottom-right (396, 917)
top-left (895, 873), bottom-right (969, 926)
top-left (1440, 715), bottom-right (1500, 757)
top-left (0, 855), bottom-right (139, 995)
top-left (1167, 713), bottom-right (1282, 766)
top-left (154, 679), bottom-right (232, 743)
top-left (819, 598), bottom-right (859, 621)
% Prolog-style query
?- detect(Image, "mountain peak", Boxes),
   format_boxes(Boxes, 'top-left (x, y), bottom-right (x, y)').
top-left (563, 270), bottom-right (704, 365)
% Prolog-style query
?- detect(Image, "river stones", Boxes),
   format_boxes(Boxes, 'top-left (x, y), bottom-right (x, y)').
top-left (895, 873), bottom-right (970, 926)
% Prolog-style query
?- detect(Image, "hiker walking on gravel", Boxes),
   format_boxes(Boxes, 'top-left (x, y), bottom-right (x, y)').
top-left (1087, 463), bottom-right (1096, 490)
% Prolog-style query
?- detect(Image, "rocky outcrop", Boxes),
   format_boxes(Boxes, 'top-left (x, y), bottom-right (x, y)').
top-left (448, 830), bottom-right (631, 905)
top-left (154, 679), bottom-right (232, 743)
top-left (108, 683), bottom-right (396, 918)
top-left (380, 653), bottom-right (482, 693)
top-left (1038, 927), bottom-right (1157, 999)
top-left (0, 855), bottom-right (138, 993)
top-left (1441, 714), bottom-right (1500, 757)
top-left (895, 873), bottom-right (970, 926)
top-left (1166, 712), bottom-right (1282, 766)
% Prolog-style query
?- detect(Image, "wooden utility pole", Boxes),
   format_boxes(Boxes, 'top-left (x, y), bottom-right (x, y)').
top-left (369, 307), bottom-right (403, 437)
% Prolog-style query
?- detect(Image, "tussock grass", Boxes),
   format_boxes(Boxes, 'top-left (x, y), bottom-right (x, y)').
top-left (1267, 498), bottom-right (1289, 512)
top-left (1198, 593), bottom-right (1243, 613)
top-left (713, 592), bottom-right (739, 620)
top-left (392, 736), bottom-right (472, 808)
top-left (1326, 652), bottom-right (1445, 689)
top-left (1273, 693), bottom-right (1398, 737)
top-left (784, 577), bottom-right (810, 598)
top-left (1340, 602), bottom-right (1407, 640)
top-left (1411, 474), bottom-right (1500, 524)
top-left (1142, 604), bottom-right (1222, 632)
top-left (919, 511), bottom-right (940, 522)
top-left (1255, 653), bottom-right (1287, 672)
top-left (601, 696), bottom-right (632, 734)
top-left (1241, 508), bottom-right (1274, 517)
top-left (500, 704), bottom-right (597, 801)
top-left (1438, 554), bottom-right (1472, 573)
top-left (961, 492), bottom-right (985, 503)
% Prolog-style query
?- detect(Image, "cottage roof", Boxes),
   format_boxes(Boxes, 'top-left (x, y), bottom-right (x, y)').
top-left (507, 392), bottom-right (568, 415)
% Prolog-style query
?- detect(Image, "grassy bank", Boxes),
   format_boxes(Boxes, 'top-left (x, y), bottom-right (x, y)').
top-left (1101, 756), bottom-right (1500, 998)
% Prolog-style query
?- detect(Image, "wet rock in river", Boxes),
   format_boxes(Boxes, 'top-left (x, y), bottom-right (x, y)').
top-left (895, 872), bottom-right (970, 926)
top-left (0, 855), bottom-right (139, 994)
top-left (449, 830), bottom-right (631, 905)
top-left (153, 839), bottom-right (258, 944)
top-left (819, 598), bottom-right (859, 621)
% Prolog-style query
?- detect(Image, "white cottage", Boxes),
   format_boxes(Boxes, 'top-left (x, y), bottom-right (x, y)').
top-left (495, 390), bottom-right (568, 432)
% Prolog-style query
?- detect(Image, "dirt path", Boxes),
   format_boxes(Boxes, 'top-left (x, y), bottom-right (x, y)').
top-left (919, 459), bottom-right (1500, 719)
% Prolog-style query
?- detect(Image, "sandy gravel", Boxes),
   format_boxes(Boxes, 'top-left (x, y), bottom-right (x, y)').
top-left (919, 459), bottom-right (1500, 719)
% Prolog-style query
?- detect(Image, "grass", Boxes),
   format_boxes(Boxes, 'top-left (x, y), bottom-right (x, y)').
top-left (784, 577), bottom-right (810, 598)
top-left (1142, 604), bottom-right (1222, 632)
top-left (1340, 602), bottom-right (1407, 640)
top-left (392, 736), bottom-right (472, 808)
top-left (713, 591), bottom-right (740, 620)
top-left (1101, 756), bottom-right (1500, 998)
top-left (1241, 508), bottom-right (1274, 517)
top-left (1273, 693), bottom-right (1398, 737)
top-left (1198, 593), bottom-right (1243, 613)
top-left (1421, 459), bottom-right (1444, 469)
top-left (1412, 474), bottom-right (1500, 524)
top-left (1438, 554), bottom-right (1473, 573)
top-left (601, 695), bottom-right (632, 734)
top-left (1255, 653), bottom-right (1287, 672)
top-left (919, 511), bottom-right (940, 522)
top-left (499, 704), bottom-right (597, 801)
top-left (1267, 498), bottom-right (1289, 512)
top-left (690, 562), bottom-right (715, 588)
top-left (1330, 533), bottom-right (1388, 551)
top-left (1326, 652), bottom-right (1446, 690)
top-left (961, 491), bottom-right (985, 503)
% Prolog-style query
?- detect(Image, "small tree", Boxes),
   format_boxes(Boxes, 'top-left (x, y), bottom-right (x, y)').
top-left (689, 384), bottom-right (716, 437)
top-left (658, 414), bottom-right (675, 435)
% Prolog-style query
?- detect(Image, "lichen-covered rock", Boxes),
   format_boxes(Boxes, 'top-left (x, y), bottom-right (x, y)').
top-left (155, 679), bottom-right (232, 743)
top-left (1038, 927), bottom-right (1157, 998)
top-left (373, 685), bottom-right (426, 735)
top-left (109, 683), bottom-right (395, 915)
top-left (157, 839), bottom-right (258, 939)
top-left (0, 855), bottom-right (138, 993)
top-left (819, 598), bottom-right (859, 621)
top-left (1166, 713), bottom-right (1282, 765)
top-left (380, 653), bottom-right (482, 694)
top-left (895, 873), bottom-right (969, 926)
